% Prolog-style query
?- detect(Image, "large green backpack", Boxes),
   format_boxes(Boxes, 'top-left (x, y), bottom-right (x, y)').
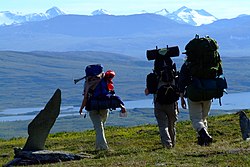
top-left (185, 35), bottom-right (223, 79)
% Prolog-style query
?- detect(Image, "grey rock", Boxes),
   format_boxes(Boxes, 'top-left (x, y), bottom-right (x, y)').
top-left (239, 110), bottom-right (250, 140)
top-left (23, 89), bottom-right (61, 151)
top-left (3, 149), bottom-right (85, 166)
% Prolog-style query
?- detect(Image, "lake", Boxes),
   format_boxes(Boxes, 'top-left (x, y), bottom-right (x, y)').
top-left (0, 92), bottom-right (249, 122)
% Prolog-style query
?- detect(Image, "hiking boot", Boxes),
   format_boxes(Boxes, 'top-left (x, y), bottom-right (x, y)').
top-left (164, 144), bottom-right (173, 149)
top-left (198, 128), bottom-right (213, 146)
top-left (163, 141), bottom-right (173, 149)
top-left (197, 136), bottom-right (204, 146)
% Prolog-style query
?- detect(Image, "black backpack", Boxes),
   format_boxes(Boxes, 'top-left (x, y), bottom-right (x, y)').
top-left (146, 72), bottom-right (158, 94)
top-left (146, 57), bottom-right (179, 104)
top-left (146, 57), bottom-right (177, 93)
top-left (155, 84), bottom-right (179, 105)
top-left (154, 57), bottom-right (176, 82)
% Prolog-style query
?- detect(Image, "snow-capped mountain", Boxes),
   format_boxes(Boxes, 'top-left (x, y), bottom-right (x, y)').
top-left (46, 7), bottom-right (65, 18)
top-left (91, 9), bottom-right (111, 16)
top-left (89, 7), bottom-right (216, 26)
top-left (164, 6), bottom-right (218, 26)
top-left (154, 9), bottom-right (170, 16)
top-left (0, 6), bottom-right (218, 26)
top-left (0, 7), bottom-right (64, 26)
top-left (151, 6), bottom-right (217, 26)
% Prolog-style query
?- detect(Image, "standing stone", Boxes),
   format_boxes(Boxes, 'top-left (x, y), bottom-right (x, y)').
top-left (239, 110), bottom-right (250, 140)
top-left (23, 89), bottom-right (61, 151)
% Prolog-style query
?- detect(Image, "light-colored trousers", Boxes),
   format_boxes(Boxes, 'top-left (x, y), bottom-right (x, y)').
top-left (154, 102), bottom-right (178, 147)
top-left (187, 98), bottom-right (212, 132)
top-left (89, 109), bottom-right (109, 150)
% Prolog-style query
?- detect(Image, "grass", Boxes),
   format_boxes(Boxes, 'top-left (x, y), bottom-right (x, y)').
top-left (1, 110), bottom-right (250, 167)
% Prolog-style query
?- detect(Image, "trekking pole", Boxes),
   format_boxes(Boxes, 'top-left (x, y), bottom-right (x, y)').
top-left (74, 76), bottom-right (85, 84)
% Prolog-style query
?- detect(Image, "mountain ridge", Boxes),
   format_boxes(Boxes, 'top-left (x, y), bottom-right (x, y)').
top-left (0, 6), bottom-right (217, 26)
top-left (0, 7), bottom-right (64, 26)
top-left (0, 13), bottom-right (249, 57)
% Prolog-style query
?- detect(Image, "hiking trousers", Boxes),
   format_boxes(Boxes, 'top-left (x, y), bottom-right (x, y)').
top-left (89, 109), bottom-right (109, 150)
top-left (154, 102), bottom-right (178, 148)
top-left (187, 98), bottom-right (211, 132)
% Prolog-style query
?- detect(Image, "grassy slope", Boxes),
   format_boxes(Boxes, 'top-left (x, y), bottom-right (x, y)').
top-left (1, 110), bottom-right (250, 167)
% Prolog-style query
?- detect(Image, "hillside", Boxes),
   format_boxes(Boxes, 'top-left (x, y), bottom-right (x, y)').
top-left (0, 51), bottom-right (153, 111)
top-left (1, 110), bottom-right (250, 166)
top-left (0, 51), bottom-right (249, 113)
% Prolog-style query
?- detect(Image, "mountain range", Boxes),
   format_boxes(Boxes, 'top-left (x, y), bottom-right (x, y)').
top-left (0, 6), bottom-right (216, 26)
top-left (0, 7), bottom-right (64, 26)
top-left (0, 6), bottom-right (249, 58)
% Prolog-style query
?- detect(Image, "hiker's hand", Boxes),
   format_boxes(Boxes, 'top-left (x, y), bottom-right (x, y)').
top-left (180, 93), bottom-right (187, 109)
top-left (79, 108), bottom-right (83, 115)
top-left (121, 107), bottom-right (126, 113)
top-left (144, 88), bottom-right (149, 95)
top-left (181, 97), bottom-right (187, 109)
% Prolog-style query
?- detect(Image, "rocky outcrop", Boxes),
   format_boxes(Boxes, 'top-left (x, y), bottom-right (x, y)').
top-left (23, 89), bottom-right (61, 151)
top-left (3, 149), bottom-right (84, 166)
top-left (3, 89), bottom-right (86, 166)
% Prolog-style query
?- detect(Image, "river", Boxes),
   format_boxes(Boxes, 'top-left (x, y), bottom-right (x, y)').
top-left (0, 92), bottom-right (249, 122)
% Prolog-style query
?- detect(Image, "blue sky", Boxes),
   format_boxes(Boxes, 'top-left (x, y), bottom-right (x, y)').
top-left (0, 0), bottom-right (249, 19)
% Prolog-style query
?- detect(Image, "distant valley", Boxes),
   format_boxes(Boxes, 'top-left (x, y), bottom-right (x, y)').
top-left (0, 51), bottom-right (249, 112)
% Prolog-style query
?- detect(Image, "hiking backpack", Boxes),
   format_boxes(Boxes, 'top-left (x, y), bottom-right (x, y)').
top-left (84, 65), bottom-right (124, 111)
top-left (155, 84), bottom-right (179, 105)
top-left (86, 77), bottom-right (124, 111)
top-left (146, 56), bottom-right (179, 104)
top-left (186, 76), bottom-right (227, 103)
top-left (185, 35), bottom-right (223, 79)
top-left (184, 35), bottom-right (227, 103)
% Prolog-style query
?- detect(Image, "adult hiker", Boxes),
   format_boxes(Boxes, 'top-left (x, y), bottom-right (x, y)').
top-left (78, 64), bottom-right (127, 150)
top-left (179, 34), bottom-right (227, 146)
top-left (145, 46), bottom-right (180, 148)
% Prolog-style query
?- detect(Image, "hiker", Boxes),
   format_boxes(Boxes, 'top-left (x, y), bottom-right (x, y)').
top-left (78, 64), bottom-right (127, 150)
top-left (145, 46), bottom-right (180, 148)
top-left (179, 35), bottom-right (226, 146)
